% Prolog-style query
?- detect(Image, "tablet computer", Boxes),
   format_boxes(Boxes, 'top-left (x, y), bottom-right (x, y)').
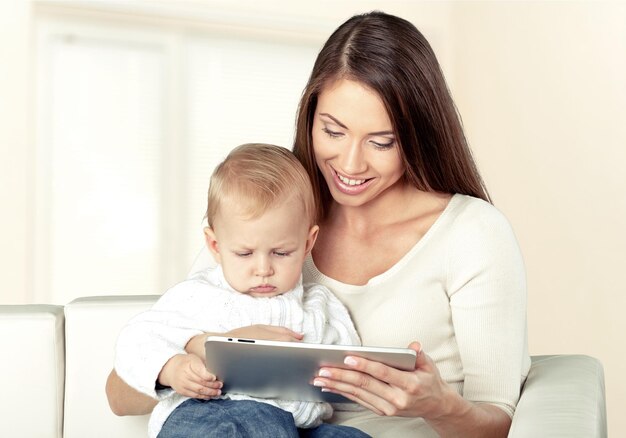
top-left (204, 336), bottom-right (417, 403)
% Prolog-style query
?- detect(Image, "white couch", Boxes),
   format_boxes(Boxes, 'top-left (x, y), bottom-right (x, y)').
top-left (0, 296), bottom-right (608, 438)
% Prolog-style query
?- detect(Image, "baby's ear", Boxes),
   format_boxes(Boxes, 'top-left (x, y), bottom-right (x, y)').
top-left (204, 227), bottom-right (221, 263)
top-left (304, 225), bottom-right (320, 254)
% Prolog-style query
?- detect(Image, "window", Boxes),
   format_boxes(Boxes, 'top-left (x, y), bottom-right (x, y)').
top-left (34, 14), bottom-right (319, 304)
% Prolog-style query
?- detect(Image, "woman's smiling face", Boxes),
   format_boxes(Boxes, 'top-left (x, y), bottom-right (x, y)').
top-left (311, 78), bottom-right (405, 209)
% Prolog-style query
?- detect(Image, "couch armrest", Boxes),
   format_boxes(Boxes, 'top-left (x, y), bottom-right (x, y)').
top-left (0, 304), bottom-right (65, 438)
top-left (509, 354), bottom-right (607, 438)
top-left (64, 295), bottom-right (158, 438)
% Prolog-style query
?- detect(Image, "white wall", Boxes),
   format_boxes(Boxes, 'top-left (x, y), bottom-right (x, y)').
top-left (1, 0), bottom-right (624, 434)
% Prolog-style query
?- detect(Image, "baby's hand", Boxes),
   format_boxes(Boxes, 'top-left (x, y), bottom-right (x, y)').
top-left (185, 325), bottom-right (303, 358)
top-left (226, 325), bottom-right (304, 342)
top-left (157, 354), bottom-right (222, 399)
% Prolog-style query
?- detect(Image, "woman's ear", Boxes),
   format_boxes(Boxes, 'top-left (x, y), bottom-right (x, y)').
top-left (204, 226), bottom-right (222, 264)
top-left (304, 225), bottom-right (320, 254)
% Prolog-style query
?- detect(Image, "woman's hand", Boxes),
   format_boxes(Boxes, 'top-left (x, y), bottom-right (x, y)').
top-left (313, 342), bottom-right (457, 419)
top-left (185, 325), bottom-right (304, 358)
top-left (157, 353), bottom-right (222, 399)
top-left (313, 341), bottom-right (511, 437)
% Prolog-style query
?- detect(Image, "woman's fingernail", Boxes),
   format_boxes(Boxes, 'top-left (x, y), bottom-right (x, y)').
top-left (344, 356), bottom-right (358, 366)
top-left (313, 379), bottom-right (326, 387)
top-left (318, 369), bottom-right (331, 378)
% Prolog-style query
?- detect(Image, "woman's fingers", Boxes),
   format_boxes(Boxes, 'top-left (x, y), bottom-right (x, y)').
top-left (314, 362), bottom-right (402, 415)
top-left (408, 342), bottom-right (435, 374)
top-left (331, 343), bottom-right (432, 391)
top-left (336, 354), bottom-right (413, 389)
top-left (312, 343), bottom-right (440, 417)
top-left (321, 387), bottom-right (385, 416)
top-left (314, 356), bottom-right (401, 415)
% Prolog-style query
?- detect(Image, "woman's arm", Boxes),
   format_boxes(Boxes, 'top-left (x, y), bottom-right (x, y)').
top-left (105, 369), bottom-right (157, 416)
top-left (429, 399), bottom-right (511, 438)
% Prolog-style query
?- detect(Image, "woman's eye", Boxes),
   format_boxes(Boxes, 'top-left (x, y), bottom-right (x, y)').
top-left (371, 140), bottom-right (395, 150)
top-left (322, 127), bottom-right (343, 139)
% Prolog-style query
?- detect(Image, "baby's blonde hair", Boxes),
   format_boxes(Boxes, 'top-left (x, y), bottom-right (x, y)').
top-left (206, 143), bottom-right (317, 228)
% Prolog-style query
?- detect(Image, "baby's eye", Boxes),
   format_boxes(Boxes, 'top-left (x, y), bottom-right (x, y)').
top-left (273, 251), bottom-right (291, 257)
top-left (236, 252), bottom-right (252, 257)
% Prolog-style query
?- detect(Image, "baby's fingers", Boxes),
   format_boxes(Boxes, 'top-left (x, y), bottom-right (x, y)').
top-left (194, 380), bottom-right (222, 399)
top-left (194, 365), bottom-right (217, 382)
top-left (178, 379), bottom-right (222, 399)
top-left (188, 353), bottom-right (218, 380)
top-left (227, 325), bottom-right (304, 342)
top-left (181, 367), bottom-right (222, 398)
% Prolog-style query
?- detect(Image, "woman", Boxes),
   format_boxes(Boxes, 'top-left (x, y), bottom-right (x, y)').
top-left (107, 11), bottom-right (529, 437)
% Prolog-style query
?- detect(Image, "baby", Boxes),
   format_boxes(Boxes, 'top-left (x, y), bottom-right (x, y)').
top-left (115, 143), bottom-right (369, 438)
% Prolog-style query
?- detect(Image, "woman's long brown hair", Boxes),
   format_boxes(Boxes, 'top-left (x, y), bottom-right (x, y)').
top-left (293, 11), bottom-right (491, 221)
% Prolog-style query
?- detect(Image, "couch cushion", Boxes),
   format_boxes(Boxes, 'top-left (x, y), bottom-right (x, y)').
top-left (64, 295), bottom-right (158, 438)
top-left (0, 305), bottom-right (64, 438)
top-left (509, 354), bottom-right (607, 437)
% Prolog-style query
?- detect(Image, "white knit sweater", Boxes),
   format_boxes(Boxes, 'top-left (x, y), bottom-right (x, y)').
top-left (115, 265), bottom-right (360, 437)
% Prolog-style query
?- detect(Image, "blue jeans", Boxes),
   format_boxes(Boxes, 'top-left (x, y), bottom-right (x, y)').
top-left (157, 399), bottom-right (371, 438)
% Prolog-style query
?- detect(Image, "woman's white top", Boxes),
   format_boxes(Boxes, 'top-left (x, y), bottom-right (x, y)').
top-left (302, 194), bottom-right (531, 437)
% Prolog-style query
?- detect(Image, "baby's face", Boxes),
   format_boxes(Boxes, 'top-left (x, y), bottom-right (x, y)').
top-left (205, 197), bottom-right (318, 298)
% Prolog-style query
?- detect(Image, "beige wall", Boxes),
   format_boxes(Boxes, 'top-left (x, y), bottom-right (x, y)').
top-left (0, 0), bottom-right (32, 304)
top-left (1, 0), bottom-right (623, 434)
top-left (451, 3), bottom-right (626, 433)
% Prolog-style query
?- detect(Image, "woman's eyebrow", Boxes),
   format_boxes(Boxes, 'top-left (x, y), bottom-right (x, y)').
top-left (319, 112), bottom-right (394, 136)
top-left (368, 129), bottom-right (394, 136)
top-left (319, 113), bottom-right (348, 129)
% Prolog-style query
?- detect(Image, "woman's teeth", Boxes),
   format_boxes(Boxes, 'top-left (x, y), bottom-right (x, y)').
top-left (338, 174), bottom-right (366, 186)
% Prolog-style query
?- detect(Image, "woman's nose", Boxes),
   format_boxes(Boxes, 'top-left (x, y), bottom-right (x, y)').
top-left (340, 140), bottom-right (367, 175)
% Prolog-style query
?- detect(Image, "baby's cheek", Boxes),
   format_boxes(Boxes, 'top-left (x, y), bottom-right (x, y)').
top-left (285, 264), bottom-right (304, 290)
